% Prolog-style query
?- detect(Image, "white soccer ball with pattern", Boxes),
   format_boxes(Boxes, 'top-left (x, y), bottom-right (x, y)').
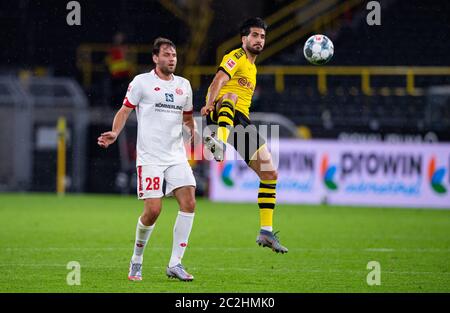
top-left (303, 34), bottom-right (334, 65)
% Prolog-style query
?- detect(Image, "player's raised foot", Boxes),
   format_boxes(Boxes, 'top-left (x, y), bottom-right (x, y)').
top-left (128, 261), bottom-right (143, 281)
top-left (204, 133), bottom-right (226, 162)
top-left (166, 264), bottom-right (194, 282)
top-left (256, 230), bottom-right (288, 254)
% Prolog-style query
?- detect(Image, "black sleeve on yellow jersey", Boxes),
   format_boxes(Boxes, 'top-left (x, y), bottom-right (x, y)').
top-left (217, 67), bottom-right (231, 79)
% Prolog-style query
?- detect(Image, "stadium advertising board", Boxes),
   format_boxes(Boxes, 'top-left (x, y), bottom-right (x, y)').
top-left (209, 140), bottom-right (450, 209)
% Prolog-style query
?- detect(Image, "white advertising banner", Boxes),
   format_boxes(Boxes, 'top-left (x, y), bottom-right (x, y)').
top-left (209, 139), bottom-right (450, 209)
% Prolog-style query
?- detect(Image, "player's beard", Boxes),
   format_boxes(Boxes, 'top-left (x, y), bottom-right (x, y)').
top-left (246, 43), bottom-right (263, 55)
top-left (161, 64), bottom-right (175, 75)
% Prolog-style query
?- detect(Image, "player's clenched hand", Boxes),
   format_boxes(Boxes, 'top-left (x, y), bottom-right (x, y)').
top-left (97, 131), bottom-right (118, 148)
top-left (200, 104), bottom-right (214, 116)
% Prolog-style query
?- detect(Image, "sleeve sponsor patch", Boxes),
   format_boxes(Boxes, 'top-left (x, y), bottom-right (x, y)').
top-left (225, 58), bottom-right (236, 70)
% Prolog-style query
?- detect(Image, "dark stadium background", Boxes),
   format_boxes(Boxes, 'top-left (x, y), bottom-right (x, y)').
top-left (1, 0), bottom-right (449, 194)
top-left (1, 0), bottom-right (450, 297)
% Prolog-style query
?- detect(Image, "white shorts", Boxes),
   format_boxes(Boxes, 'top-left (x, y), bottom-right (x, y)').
top-left (136, 162), bottom-right (196, 199)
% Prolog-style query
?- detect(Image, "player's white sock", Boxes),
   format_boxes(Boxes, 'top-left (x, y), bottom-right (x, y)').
top-left (261, 226), bottom-right (273, 232)
top-left (169, 211), bottom-right (195, 268)
top-left (131, 217), bottom-right (155, 263)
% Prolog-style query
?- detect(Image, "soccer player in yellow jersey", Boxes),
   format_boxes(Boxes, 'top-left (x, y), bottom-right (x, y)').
top-left (200, 17), bottom-right (288, 254)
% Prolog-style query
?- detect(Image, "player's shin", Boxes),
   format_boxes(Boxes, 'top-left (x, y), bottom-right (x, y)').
top-left (132, 217), bottom-right (155, 263)
top-left (217, 99), bottom-right (235, 143)
top-left (169, 211), bottom-right (195, 267)
top-left (258, 180), bottom-right (277, 232)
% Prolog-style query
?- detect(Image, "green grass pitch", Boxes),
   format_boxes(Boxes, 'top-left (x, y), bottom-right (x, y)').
top-left (0, 193), bottom-right (449, 292)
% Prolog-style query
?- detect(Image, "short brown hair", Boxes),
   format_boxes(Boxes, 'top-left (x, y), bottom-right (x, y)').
top-left (240, 17), bottom-right (267, 37)
top-left (152, 37), bottom-right (176, 56)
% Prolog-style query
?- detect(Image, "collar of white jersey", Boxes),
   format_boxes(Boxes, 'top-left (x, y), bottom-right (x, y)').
top-left (151, 69), bottom-right (174, 82)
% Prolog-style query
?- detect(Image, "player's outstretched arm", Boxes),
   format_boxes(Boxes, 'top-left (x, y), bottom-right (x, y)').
top-left (200, 70), bottom-right (230, 116)
top-left (97, 105), bottom-right (134, 148)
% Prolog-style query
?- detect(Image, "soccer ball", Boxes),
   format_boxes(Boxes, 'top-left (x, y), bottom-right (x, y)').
top-left (303, 34), bottom-right (334, 65)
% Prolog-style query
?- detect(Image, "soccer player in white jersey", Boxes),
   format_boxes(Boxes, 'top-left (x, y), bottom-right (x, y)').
top-left (97, 37), bottom-right (197, 282)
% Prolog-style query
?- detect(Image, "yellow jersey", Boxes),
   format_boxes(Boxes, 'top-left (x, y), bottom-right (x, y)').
top-left (213, 47), bottom-right (257, 118)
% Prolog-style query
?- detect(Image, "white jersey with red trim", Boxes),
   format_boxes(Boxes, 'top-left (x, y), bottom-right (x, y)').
top-left (123, 69), bottom-right (193, 166)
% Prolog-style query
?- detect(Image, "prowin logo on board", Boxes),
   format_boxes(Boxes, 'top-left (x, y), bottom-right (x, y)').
top-left (321, 152), bottom-right (422, 195)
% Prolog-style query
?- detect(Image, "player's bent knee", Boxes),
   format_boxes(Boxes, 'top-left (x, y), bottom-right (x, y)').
top-left (181, 198), bottom-right (196, 213)
top-left (222, 93), bottom-right (238, 104)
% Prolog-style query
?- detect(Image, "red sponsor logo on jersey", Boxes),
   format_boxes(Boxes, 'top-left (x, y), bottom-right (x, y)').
top-left (127, 84), bottom-right (132, 92)
top-left (238, 77), bottom-right (247, 87)
top-left (180, 243), bottom-right (187, 247)
top-left (154, 87), bottom-right (160, 91)
top-left (238, 77), bottom-right (255, 91)
top-left (176, 88), bottom-right (183, 95)
top-left (226, 58), bottom-right (236, 70)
